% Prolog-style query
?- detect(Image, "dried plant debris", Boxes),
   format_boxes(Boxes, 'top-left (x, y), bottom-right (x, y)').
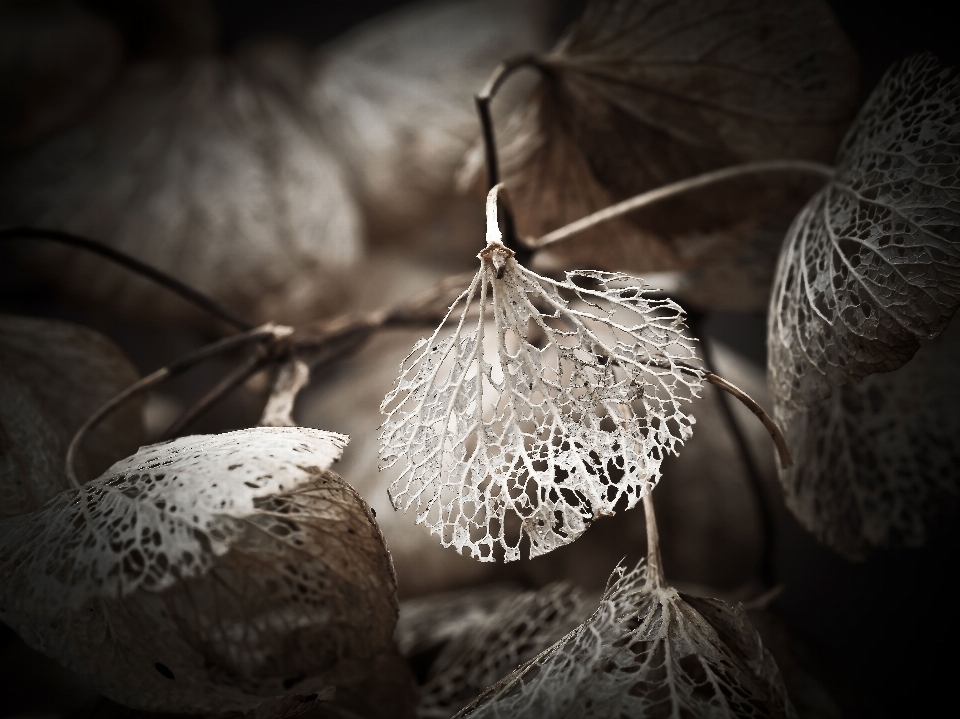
top-left (462, 0), bottom-right (858, 263)
top-left (0, 428), bottom-right (411, 717)
top-left (395, 584), bottom-right (524, 658)
top-left (769, 53), bottom-right (960, 408)
top-left (311, 0), bottom-right (552, 237)
top-left (777, 317), bottom-right (960, 560)
top-left (0, 1), bottom-right (122, 146)
top-left (415, 583), bottom-right (591, 719)
top-left (0, 315), bottom-right (143, 519)
top-left (0, 45), bottom-right (361, 325)
top-left (457, 562), bottom-right (796, 719)
top-left (380, 190), bottom-right (702, 561)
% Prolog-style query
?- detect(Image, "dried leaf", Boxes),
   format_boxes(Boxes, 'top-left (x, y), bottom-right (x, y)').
top-left (311, 0), bottom-right (552, 238)
top-left (380, 191), bottom-right (702, 561)
top-left (462, 0), bottom-right (858, 274)
top-left (0, 45), bottom-right (361, 325)
top-left (0, 2), bottom-right (122, 146)
top-left (769, 53), bottom-right (960, 408)
top-left (775, 316), bottom-right (960, 560)
top-left (414, 583), bottom-right (590, 719)
top-left (457, 562), bottom-right (796, 719)
top-left (0, 428), bottom-right (409, 716)
top-left (0, 315), bottom-right (143, 519)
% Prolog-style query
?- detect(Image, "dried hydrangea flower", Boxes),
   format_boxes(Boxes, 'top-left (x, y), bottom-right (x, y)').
top-left (380, 185), bottom-right (702, 561)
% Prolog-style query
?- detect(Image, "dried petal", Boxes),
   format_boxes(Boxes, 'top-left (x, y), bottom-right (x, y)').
top-left (769, 53), bottom-right (960, 408)
top-left (312, 0), bottom-right (552, 238)
top-left (776, 316), bottom-right (960, 559)
top-left (457, 562), bottom-right (796, 719)
top-left (0, 315), bottom-right (143, 519)
top-left (380, 191), bottom-right (702, 561)
top-left (462, 0), bottom-right (858, 285)
top-left (413, 583), bottom-right (590, 719)
top-left (0, 428), bottom-right (408, 716)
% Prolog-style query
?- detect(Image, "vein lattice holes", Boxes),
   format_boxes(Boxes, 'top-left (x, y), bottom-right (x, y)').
top-left (769, 53), bottom-right (960, 409)
top-left (456, 562), bottom-right (796, 719)
top-left (777, 316), bottom-right (960, 559)
top-left (0, 428), bottom-right (409, 716)
top-left (380, 246), bottom-right (702, 561)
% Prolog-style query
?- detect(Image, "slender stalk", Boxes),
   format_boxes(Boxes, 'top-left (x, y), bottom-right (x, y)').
top-left (643, 491), bottom-right (664, 589)
top-left (530, 160), bottom-right (835, 249)
top-left (162, 352), bottom-right (268, 439)
top-left (693, 322), bottom-right (778, 588)
top-left (0, 226), bottom-right (255, 331)
top-left (665, 358), bottom-right (791, 470)
top-left (65, 366), bottom-right (170, 488)
top-left (65, 324), bottom-right (283, 487)
top-left (703, 372), bottom-right (792, 469)
top-left (474, 56), bottom-right (538, 259)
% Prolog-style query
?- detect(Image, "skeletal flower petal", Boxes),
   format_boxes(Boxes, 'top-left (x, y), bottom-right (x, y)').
top-left (380, 188), bottom-right (702, 561)
top-left (456, 561), bottom-right (797, 719)
top-left (0, 427), bottom-right (410, 717)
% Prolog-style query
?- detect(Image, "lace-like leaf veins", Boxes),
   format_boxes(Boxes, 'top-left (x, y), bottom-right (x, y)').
top-left (457, 561), bottom-right (796, 719)
top-left (0, 428), bottom-right (406, 716)
top-left (777, 317), bottom-right (960, 560)
top-left (769, 53), bottom-right (960, 408)
top-left (380, 188), bottom-right (701, 561)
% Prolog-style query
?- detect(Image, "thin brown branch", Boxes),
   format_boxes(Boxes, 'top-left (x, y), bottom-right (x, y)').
top-left (162, 353), bottom-right (268, 439)
top-left (0, 226), bottom-right (256, 331)
top-left (530, 160), bottom-right (836, 249)
top-left (65, 324), bottom-right (287, 487)
top-left (693, 322), bottom-right (778, 588)
top-left (704, 372), bottom-right (793, 470)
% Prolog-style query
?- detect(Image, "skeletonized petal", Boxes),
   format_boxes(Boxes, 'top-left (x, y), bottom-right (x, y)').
top-left (380, 261), bottom-right (701, 561)
top-left (456, 562), bottom-right (796, 719)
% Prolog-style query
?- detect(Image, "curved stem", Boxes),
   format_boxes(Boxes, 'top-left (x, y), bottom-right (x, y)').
top-left (0, 226), bottom-right (255, 331)
top-left (643, 491), bottom-right (664, 589)
top-left (692, 322), bottom-right (778, 588)
top-left (703, 372), bottom-right (792, 470)
top-left (162, 352), bottom-right (268, 439)
top-left (530, 160), bottom-right (836, 249)
top-left (474, 56), bottom-right (539, 259)
top-left (65, 325), bottom-right (282, 487)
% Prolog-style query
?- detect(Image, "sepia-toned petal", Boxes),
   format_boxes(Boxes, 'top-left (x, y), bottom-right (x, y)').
top-left (0, 428), bottom-right (411, 717)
